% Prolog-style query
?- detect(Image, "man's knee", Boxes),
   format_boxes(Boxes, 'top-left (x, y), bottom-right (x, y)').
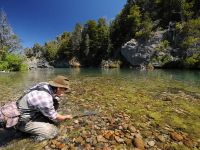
top-left (44, 125), bottom-right (58, 139)
top-left (17, 121), bottom-right (58, 139)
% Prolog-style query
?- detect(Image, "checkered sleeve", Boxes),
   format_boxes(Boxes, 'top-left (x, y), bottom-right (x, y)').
top-left (28, 91), bottom-right (57, 121)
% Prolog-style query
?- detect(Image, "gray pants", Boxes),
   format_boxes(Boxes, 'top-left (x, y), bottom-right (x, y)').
top-left (17, 118), bottom-right (58, 141)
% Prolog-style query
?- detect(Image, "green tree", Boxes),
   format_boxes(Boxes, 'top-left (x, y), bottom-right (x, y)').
top-left (80, 20), bottom-right (98, 66)
top-left (84, 34), bottom-right (90, 56)
top-left (110, 1), bottom-right (142, 57)
top-left (71, 23), bottom-right (82, 58)
top-left (44, 40), bottom-right (59, 62)
top-left (32, 43), bottom-right (44, 58)
top-left (95, 17), bottom-right (109, 65)
top-left (135, 13), bottom-right (153, 42)
top-left (57, 32), bottom-right (71, 59)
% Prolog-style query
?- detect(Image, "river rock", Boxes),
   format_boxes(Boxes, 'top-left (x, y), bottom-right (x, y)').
top-left (133, 137), bottom-right (145, 150)
top-left (170, 132), bottom-right (183, 141)
top-left (97, 135), bottom-right (107, 143)
top-left (128, 125), bottom-right (137, 133)
top-left (74, 120), bottom-right (79, 124)
top-left (75, 136), bottom-right (85, 145)
top-left (102, 144), bottom-right (111, 150)
top-left (156, 135), bottom-right (166, 142)
top-left (183, 138), bottom-right (194, 148)
top-left (114, 136), bottom-right (124, 143)
top-left (147, 140), bottom-right (155, 147)
top-left (103, 130), bottom-right (114, 140)
top-left (125, 138), bottom-right (132, 146)
top-left (84, 144), bottom-right (92, 150)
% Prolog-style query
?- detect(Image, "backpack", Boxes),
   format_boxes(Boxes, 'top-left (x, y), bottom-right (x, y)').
top-left (0, 102), bottom-right (20, 128)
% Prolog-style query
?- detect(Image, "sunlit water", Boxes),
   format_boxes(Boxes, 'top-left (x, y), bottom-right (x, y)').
top-left (0, 68), bottom-right (200, 103)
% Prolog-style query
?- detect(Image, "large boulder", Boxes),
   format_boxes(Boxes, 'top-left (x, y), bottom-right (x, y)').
top-left (121, 30), bottom-right (172, 68)
top-left (26, 57), bottom-right (53, 70)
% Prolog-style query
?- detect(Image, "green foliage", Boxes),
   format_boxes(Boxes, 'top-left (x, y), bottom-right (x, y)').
top-left (161, 40), bottom-right (170, 49)
top-left (182, 36), bottom-right (199, 49)
top-left (175, 22), bottom-right (184, 31)
top-left (182, 17), bottom-right (200, 37)
top-left (0, 53), bottom-right (27, 71)
top-left (5, 53), bottom-right (23, 71)
top-left (183, 53), bottom-right (200, 68)
top-left (44, 40), bottom-right (59, 61)
top-left (0, 61), bottom-right (9, 70)
top-left (80, 18), bottom-right (110, 66)
top-left (127, 5), bottom-right (141, 36)
top-left (57, 32), bottom-right (72, 59)
top-left (20, 63), bottom-right (28, 71)
top-left (152, 54), bottom-right (173, 66)
top-left (155, 40), bottom-right (170, 52)
top-left (135, 13), bottom-right (153, 41)
top-left (71, 23), bottom-right (83, 58)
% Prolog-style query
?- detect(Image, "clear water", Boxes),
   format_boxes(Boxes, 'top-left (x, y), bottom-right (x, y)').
top-left (0, 68), bottom-right (200, 103)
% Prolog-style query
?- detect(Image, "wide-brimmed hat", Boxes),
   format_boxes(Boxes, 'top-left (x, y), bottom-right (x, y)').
top-left (49, 75), bottom-right (70, 89)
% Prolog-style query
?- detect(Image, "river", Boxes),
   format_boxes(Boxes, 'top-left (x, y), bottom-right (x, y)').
top-left (0, 68), bottom-right (200, 103)
top-left (0, 68), bottom-right (200, 149)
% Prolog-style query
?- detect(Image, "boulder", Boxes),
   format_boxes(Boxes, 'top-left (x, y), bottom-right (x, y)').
top-left (26, 57), bottom-right (53, 70)
top-left (121, 30), bottom-right (172, 68)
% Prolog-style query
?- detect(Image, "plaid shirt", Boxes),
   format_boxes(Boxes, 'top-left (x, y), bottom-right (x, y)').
top-left (26, 85), bottom-right (57, 121)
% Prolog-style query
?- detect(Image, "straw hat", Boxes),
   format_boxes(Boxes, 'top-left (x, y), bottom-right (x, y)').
top-left (49, 75), bottom-right (70, 89)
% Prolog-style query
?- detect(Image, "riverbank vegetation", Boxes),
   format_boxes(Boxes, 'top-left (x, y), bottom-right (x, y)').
top-left (0, 9), bottom-right (27, 71)
top-left (1, 0), bottom-right (200, 70)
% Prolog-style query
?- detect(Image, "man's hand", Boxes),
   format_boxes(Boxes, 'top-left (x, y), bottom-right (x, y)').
top-left (56, 114), bottom-right (73, 121)
top-left (64, 115), bottom-right (73, 120)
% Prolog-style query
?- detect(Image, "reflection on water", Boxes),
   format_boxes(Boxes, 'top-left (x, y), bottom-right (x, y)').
top-left (0, 68), bottom-right (200, 102)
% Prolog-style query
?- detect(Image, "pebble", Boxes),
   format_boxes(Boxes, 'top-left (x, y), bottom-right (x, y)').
top-left (73, 120), bottom-right (79, 124)
top-left (147, 140), bottom-right (155, 146)
top-left (156, 135), bottom-right (166, 142)
top-left (114, 136), bottom-right (124, 143)
top-left (97, 135), bottom-right (107, 143)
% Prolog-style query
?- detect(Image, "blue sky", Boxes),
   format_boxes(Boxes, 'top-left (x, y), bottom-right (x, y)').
top-left (0, 0), bottom-right (127, 48)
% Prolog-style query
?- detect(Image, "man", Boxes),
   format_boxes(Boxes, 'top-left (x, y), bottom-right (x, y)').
top-left (16, 75), bottom-right (73, 141)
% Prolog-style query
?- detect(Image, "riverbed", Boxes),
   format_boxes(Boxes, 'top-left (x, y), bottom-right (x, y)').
top-left (0, 68), bottom-right (200, 149)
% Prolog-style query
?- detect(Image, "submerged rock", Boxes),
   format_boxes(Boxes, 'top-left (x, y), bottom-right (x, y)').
top-left (170, 132), bottom-right (183, 141)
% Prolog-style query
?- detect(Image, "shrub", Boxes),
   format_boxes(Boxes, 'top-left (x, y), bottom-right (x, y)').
top-left (183, 53), bottom-right (200, 68)
top-left (0, 53), bottom-right (28, 71)
top-left (0, 61), bottom-right (9, 71)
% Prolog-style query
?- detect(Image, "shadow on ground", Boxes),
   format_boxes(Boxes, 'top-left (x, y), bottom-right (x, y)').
top-left (0, 128), bottom-right (28, 147)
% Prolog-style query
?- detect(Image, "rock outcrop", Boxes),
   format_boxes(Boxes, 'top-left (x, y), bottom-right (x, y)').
top-left (26, 57), bottom-right (53, 70)
top-left (121, 30), bottom-right (174, 69)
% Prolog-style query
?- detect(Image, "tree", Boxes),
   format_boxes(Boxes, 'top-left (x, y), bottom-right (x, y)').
top-left (80, 20), bottom-right (98, 66)
top-left (135, 12), bottom-right (153, 42)
top-left (110, 2), bottom-right (141, 57)
top-left (44, 40), bottom-right (59, 62)
top-left (0, 9), bottom-right (20, 55)
top-left (84, 34), bottom-right (90, 56)
top-left (95, 18), bottom-right (109, 64)
top-left (57, 32), bottom-right (71, 59)
top-left (71, 23), bottom-right (82, 58)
